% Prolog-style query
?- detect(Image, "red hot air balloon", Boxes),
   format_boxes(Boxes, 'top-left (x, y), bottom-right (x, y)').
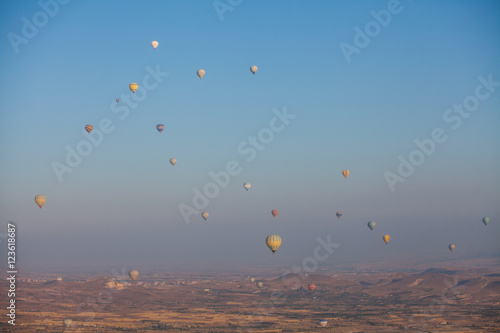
top-left (308, 284), bottom-right (316, 292)
top-left (271, 209), bottom-right (279, 218)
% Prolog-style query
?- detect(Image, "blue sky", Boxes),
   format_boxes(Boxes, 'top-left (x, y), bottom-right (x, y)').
top-left (0, 0), bottom-right (499, 272)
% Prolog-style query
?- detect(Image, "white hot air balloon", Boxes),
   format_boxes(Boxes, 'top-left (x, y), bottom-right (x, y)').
top-left (250, 66), bottom-right (258, 74)
top-left (170, 158), bottom-right (177, 166)
top-left (197, 69), bottom-right (205, 79)
top-left (151, 41), bottom-right (158, 50)
top-left (63, 319), bottom-right (73, 328)
top-left (243, 182), bottom-right (251, 191)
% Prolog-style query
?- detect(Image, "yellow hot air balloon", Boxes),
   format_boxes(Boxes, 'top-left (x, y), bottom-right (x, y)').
top-left (197, 69), bottom-right (205, 79)
top-left (85, 125), bottom-right (93, 134)
top-left (266, 234), bottom-right (282, 254)
top-left (250, 277), bottom-right (255, 283)
top-left (383, 234), bottom-right (391, 245)
top-left (202, 212), bottom-right (209, 220)
top-left (35, 194), bottom-right (46, 209)
top-left (342, 170), bottom-right (349, 179)
top-left (449, 244), bottom-right (455, 252)
top-left (129, 83), bottom-right (138, 93)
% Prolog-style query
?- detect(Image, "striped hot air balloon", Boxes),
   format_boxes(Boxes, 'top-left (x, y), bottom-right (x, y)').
top-left (342, 170), bottom-right (349, 179)
top-left (265, 234), bottom-right (282, 254)
top-left (156, 124), bottom-right (165, 133)
top-left (85, 125), bottom-right (93, 134)
top-left (336, 212), bottom-right (342, 219)
top-left (308, 283), bottom-right (316, 292)
top-left (271, 209), bottom-right (279, 218)
top-left (319, 319), bottom-right (328, 327)
top-left (129, 83), bottom-right (138, 93)
top-left (35, 195), bottom-right (46, 209)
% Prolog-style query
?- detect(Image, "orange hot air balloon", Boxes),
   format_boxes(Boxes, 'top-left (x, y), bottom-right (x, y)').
top-left (271, 209), bottom-right (279, 218)
top-left (383, 234), bottom-right (391, 244)
top-left (85, 125), bottom-right (93, 134)
top-left (342, 170), bottom-right (349, 179)
top-left (116, 99), bottom-right (119, 103)
top-left (308, 284), bottom-right (315, 292)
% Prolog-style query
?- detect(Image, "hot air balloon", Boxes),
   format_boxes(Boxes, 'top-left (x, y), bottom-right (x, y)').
top-left (85, 125), bottom-right (93, 134)
top-left (197, 69), bottom-right (205, 79)
top-left (156, 124), bottom-right (165, 133)
top-left (271, 209), bottom-right (279, 218)
top-left (250, 277), bottom-right (255, 283)
top-left (129, 83), bottom-right (138, 93)
top-left (308, 284), bottom-right (316, 292)
top-left (482, 217), bottom-right (490, 225)
top-left (342, 170), bottom-right (349, 179)
top-left (63, 319), bottom-right (72, 328)
top-left (257, 281), bottom-right (263, 289)
top-left (449, 244), bottom-right (455, 252)
top-left (170, 158), bottom-right (177, 166)
top-left (202, 212), bottom-right (209, 220)
top-left (368, 221), bottom-right (376, 230)
top-left (266, 234), bottom-right (281, 254)
top-left (250, 66), bottom-right (258, 74)
top-left (319, 319), bottom-right (328, 327)
top-left (243, 182), bottom-right (251, 191)
top-left (383, 234), bottom-right (391, 245)
top-left (35, 195), bottom-right (46, 209)
top-left (151, 41), bottom-right (158, 50)
top-left (116, 99), bottom-right (119, 103)
top-left (336, 212), bottom-right (342, 219)
top-left (129, 269), bottom-right (139, 281)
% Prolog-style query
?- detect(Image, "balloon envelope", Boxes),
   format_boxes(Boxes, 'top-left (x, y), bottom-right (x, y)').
top-left (63, 319), bottom-right (72, 328)
top-left (85, 125), bottom-right (93, 134)
top-left (257, 282), bottom-right (263, 288)
top-left (368, 221), bottom-right (376, 230)
top-left (129, 83), bottom-right (138, 93)
top-left (336, 212), bottom-right (342, 219)
top-left (197, 69), bottom-right (205, 79)
top-left (170, 158), bottom-right (177, 166)
top-left (156, 124), bottom-right (165, 133)
top-left (151, 41), bottom-right (158, 49)
top-left (250, 65), bottom-right (258, 74)
top-left (383, 234), bottom-right (391, 244)
top-left (319, 319), bottom-right (328, 327)
top-left (35, 194), bottom-right (46, 209)
top-left (129, 269), bottom-right (139, 281)
top-left (116, 99), bottom-right (120, 103)
top-left (449, 244), bottom-right (455, 252)
top-left (271, 209), bottom-right (279, 218)
top-left (250, 277), bottom-right (255, 283)
top-left (482, 217), bottom-right (489, 225)
top-left (202, 212), bottom-right (209, 220)
top-left (265, 234), bottom-right (282, 254)
top-left (342, 170), bottom-right (350, 179)
top-left (243, 182), bottom-right (251, 191)
top-left (308, 283), bottom-right (316, 292)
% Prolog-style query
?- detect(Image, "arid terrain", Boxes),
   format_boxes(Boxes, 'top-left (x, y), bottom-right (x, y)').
top-left (1, 266), bottom-right (500, 332)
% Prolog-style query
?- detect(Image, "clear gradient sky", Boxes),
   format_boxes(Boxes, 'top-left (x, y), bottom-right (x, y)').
top-left (0, 0), bottom-right (499, 272)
